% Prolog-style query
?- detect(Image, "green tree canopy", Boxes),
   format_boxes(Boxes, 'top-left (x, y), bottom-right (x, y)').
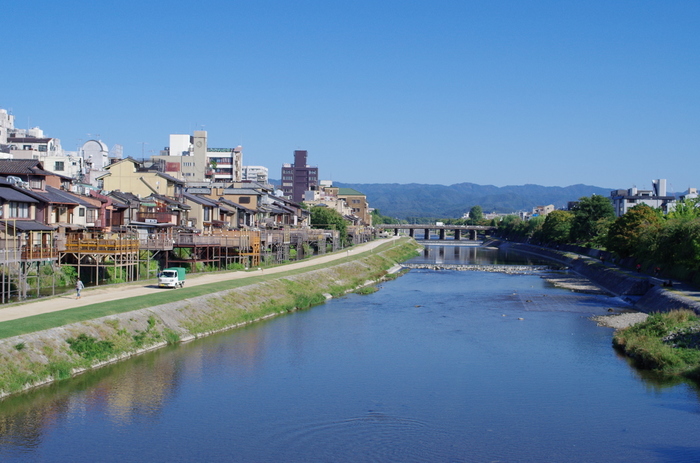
top-left (668, 197), bottom-right (700, 221)
top-left (540, 210), bottom-right (574, 243)
top-left (469, 205), bottom-right (483, 222)
top-left (606, 204), bottom-right (663, 259)
top-left (655, 218), bottom-right (700, 272)
top-left (371, 209), bottom-right (402, 225)
top-left (310, 206), bottom-right (348, 244)
top-left (570, 195), bottom-right (615, 245)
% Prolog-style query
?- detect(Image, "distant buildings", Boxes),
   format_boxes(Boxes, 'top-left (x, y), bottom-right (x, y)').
top-left (242, 166), bottom-right (269, 185)
top-left (3, 113), bottom-right (87, 180)
top-left (304, 183), bottom-right (371, 226)
top-left (610, 179), bottom-right (675, 217)
top-left (153, 131), bottom-right (243, 183)
top-left (281, 150), bottom-right (318, 202)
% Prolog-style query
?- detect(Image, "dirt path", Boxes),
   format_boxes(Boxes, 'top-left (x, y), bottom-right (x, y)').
top-left (0, 237), bottom-right (400, 323)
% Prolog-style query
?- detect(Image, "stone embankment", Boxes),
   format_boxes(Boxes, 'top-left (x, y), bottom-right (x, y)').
top-left (402, 263), bottom-right (553, 274)
top-left (498, 241), bottom-right (700, 315)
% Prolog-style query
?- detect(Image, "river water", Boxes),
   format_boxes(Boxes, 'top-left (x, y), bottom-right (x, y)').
top-left (2, 245), bottom-right (700, 462)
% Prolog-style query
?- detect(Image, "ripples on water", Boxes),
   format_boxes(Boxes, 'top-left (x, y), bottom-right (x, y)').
top-left (2, 245), bottom-right (700, 462)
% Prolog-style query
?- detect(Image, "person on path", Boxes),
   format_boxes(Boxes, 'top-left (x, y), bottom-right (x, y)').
top-left (76, 278), bottom-right (84, 299)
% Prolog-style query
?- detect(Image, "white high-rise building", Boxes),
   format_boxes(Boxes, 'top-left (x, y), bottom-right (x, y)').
top-left (153, 131), bottom-right (243, 183)
top-left (242, 165), bottom-right (269, 184)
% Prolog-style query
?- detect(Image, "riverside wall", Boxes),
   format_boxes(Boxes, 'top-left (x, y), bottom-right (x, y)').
top-left (0, 241), bottom-right (419, 398)
top-left (498, 241), bottom-right (700, 314)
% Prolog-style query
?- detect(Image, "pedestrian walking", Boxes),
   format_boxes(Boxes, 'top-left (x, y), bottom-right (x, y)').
top-left (76, 278), bottom-right (84, 299)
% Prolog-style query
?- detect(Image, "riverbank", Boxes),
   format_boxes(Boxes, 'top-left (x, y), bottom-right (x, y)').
top-left (498, 241), bottom-right (700, 314)
top-left (496, 240), bottom-right (700, 379)
top-left (0, 238), bottom-right (420, 399)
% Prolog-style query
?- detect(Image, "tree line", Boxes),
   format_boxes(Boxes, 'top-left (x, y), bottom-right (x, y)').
top-left (497, 194), bottom-right (700, 282)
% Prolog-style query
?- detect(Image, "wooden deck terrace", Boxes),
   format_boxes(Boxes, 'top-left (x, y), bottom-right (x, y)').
top-left (64, 239), bottom-right (140, 253)
top-left (139, 238), bottom-right (175, 251)
top-left (21, 247), bottom-right (60, 261)
top-left (1, 247), bottom-right (61, 263)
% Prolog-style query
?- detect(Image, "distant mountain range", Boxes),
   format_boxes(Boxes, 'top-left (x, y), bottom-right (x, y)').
top-left (332, 182), bottom-right (612, 219)
top-left (269, 179), bottom-right (612, 218)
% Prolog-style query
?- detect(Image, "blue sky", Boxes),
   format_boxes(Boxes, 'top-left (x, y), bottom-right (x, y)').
top-left (2, 1), bottom-right (699, 191)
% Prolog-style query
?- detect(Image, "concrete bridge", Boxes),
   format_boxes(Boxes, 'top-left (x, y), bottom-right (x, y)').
top-left (378, 224), bottom-right (496, 241)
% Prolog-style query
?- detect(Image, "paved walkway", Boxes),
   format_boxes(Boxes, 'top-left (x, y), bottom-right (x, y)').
top-left (0, 237), bottom-right (401, 323)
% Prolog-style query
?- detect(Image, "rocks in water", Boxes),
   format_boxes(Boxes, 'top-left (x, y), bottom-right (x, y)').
top-left (402, 263), bottom-right (552, 274)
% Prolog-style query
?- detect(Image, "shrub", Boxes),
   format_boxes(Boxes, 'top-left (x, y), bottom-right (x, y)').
top-left (67, 334), bottom-right (116, 361)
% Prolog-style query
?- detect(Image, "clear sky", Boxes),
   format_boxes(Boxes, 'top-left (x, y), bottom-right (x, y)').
top-left (2, 1), bottom-right (699, 191)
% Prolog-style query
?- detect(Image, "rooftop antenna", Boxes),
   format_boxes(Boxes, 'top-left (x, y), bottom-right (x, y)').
top-left (138, 142), bottom-right (148, 162)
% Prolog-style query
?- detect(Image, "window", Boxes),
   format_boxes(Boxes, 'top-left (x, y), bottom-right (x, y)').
top-left (203, 207), bottom-right (211, 222)
top-left (78, 207), bottom-right (85, 217)
top-left (9, 202), bottom-right (29, 218)
top-left (86, 209), bottom-right (97, 222)
top-left (239, 197), bottom-right (251, 204)
top-left (23, 145), bottom-right (31, 150)
top-left (54, 161), bottom-right (65, 171)
top-left (38, 145), bottom-right (48, 152)
top-left (29, 179), bottom-right (42, 189)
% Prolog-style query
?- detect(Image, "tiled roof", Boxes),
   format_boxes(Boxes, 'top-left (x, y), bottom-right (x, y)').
top-left (156, 172), bottom-right (186, 184)
top-left (219, 198), bottom-right (257, 214)
top-left (0, 186), bottom-right (39, 203)
top-left (47, 186), bottom-right (97, 208)
top-left (337, 188), bottom-right (365, 196)
top-left (0, 159), bottom-right (52, 175)
top-left (183, 192), bottom-right (219, 207)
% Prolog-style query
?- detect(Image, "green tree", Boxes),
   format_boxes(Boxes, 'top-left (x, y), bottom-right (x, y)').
top-left (526, 215), bottom-right (545, 240)
top-left (668, 197), bottom-right (700, 220)
top-left (540, 210), bottom-right (574, 243)
top-left (310, 206), bottom-right (348, 244)
top-left (497, 215), bottom-right (525, 239)
top-left (371, 209), bottom-right (402, 225)
top-left (570, 195), bottom-right (615, 245)
top-left (655, 218), bottom-right (700, 272)
top-left (469, 205), bottom-right (483, 222)
top-left (606, 204), bottom-right (663, 259)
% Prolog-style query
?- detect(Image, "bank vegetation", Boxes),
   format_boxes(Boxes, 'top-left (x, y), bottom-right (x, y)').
top-left (613, 310), bottom-right (700, 380)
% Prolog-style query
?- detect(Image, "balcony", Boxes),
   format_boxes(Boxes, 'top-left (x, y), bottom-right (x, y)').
top-left (64, 238), bottom-right (140, 253)
top-left (136, 211), bottom-right (177, 224)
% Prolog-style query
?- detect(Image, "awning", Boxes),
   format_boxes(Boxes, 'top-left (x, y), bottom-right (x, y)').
top-left (0, 220), bottom-right (55, 231)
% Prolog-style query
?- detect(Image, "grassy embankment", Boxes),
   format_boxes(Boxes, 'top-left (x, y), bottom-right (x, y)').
top-left (0, 238), bottom-right (419, 397)
top-left (614, 310), bottom-right (700, 379)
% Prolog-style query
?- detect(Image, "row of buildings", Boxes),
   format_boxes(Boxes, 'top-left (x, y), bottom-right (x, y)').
top-left (0, 108), bottom-right (373, 303)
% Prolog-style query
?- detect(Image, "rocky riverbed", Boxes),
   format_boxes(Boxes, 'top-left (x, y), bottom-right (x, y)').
top-left (591, 312), bottom-right (649, 329)
top-left (402, 263), bottom-right (553, 274)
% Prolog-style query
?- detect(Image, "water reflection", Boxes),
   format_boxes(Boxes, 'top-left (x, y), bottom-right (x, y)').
top-left (416, 244), bottom-right (551, 266)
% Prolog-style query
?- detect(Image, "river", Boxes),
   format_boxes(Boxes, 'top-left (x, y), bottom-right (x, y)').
top-left (1, 244), bottom-right (700, 462)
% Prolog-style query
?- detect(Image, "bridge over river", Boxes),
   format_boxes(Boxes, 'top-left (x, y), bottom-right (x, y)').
top-left (378, 224), bottom-right (496, 241)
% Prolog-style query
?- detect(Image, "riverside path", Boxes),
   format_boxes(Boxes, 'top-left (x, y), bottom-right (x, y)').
top-left (0, 236), bottom-right (401, 324)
